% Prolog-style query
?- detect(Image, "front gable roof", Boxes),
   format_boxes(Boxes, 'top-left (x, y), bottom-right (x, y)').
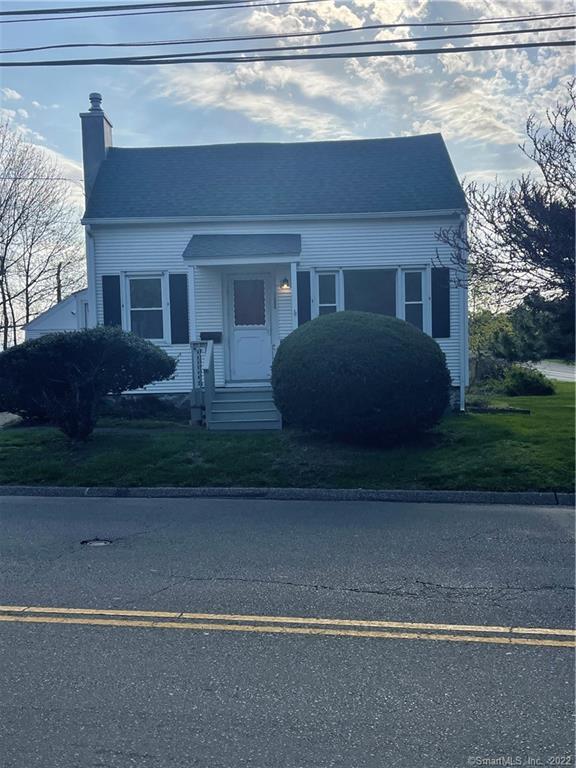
top-left (84, 133), bottom-right (466, 220)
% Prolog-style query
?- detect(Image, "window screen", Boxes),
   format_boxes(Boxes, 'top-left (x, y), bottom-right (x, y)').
top-left (233, 279), bottom-right (266, 326)
top-left (129, 277), bottom-right (164, 339)
top-left (403, 271), bottom-right (424, 331)
top-left (344, 269), bottom-right (396, 316)
top-left (318, 274), bottom-right (338, 314)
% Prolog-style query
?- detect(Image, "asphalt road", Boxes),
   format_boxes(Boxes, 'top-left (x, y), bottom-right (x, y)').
top-left (0, 496), bottom-right (574, 768)
top-left (532, 360), bottom-right (575, 382)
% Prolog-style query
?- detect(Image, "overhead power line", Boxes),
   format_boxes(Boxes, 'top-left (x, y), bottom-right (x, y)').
top-left (8, 24), bottom-right (569, 64)
top-left (1, 39), bottom-right (573, 66)
top-left (0, 0), bottom-right (294, 15)
top-left (0, 0), bottom-right (332, 24)
top-left (2, 11), bottom-right (574, 54)
top-left (77, 25), bottom-right (576, 62)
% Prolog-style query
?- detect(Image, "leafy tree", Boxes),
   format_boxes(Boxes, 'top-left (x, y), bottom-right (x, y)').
top-left (0, 327), bottom-right (176, 440)
top-left (471, 298), bottom-right (575, 368)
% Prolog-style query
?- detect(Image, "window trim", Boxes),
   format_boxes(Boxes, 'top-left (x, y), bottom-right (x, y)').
top-left (398, 268), bottom-right (431, 334)
top-left (123, 272), bottom-right (170, 343)
top-left (310, 265), bottom-right (432, 335)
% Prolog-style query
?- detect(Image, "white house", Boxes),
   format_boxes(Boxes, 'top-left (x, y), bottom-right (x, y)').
top-left (31, 93), bottom-right (469, 430)
top-left (24, 289), bottom-right (89, 339)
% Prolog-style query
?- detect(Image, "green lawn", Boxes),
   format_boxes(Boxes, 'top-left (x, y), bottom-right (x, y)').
top-left (0, 383), bottom-right (573, 491)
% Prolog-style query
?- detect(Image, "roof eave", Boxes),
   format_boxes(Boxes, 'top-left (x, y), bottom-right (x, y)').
top-left (81, 208), bottom-right (468, 226)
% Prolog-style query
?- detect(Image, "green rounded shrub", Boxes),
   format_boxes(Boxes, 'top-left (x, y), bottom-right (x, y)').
top-left (502, 364), bottom-right (555, 396)
top-left (0, 327), bottom-right (176, 440)
top-left (272, 311), bottom-right (451, 440)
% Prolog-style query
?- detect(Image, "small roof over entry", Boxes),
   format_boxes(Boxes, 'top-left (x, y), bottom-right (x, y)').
top-left (182, 234), bottom-right (301, 263)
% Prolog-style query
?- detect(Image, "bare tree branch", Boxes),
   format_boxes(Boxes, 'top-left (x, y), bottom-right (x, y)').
top-left (435, 78), bottom-right (575, 311)
top-left (0, 119), bottom-right (85, 348)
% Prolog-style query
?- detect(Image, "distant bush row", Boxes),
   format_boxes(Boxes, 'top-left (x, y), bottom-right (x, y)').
top-left (470, 356), bottom-right (555, 397)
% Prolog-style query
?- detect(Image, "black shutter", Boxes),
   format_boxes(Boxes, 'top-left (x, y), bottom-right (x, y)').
top-left (169, 273), bottom-right (189, 344)
top-left (431, 267), bottom-right (451, 338)
top-left (102, 275), bottom-right (121, 326)
top-left (297, 271), bottom-right (311, 326)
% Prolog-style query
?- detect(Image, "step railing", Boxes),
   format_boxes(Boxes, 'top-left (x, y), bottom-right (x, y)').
top-left (190, 340), bottom-right (215, 427)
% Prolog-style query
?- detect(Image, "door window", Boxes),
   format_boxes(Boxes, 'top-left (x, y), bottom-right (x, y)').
top-left (233, 279), bottom-right (266, 326)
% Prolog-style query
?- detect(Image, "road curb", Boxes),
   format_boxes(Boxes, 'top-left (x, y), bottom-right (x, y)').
top-left (0, 486), bottom-right (573, 506)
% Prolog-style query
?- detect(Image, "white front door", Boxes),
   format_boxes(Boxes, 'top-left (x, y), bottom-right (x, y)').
top-left (227, 275), bottom-right (273, 382)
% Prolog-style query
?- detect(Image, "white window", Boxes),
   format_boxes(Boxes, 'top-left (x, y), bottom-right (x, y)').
top-left (317, 272), bottom-right (340, 315)
top-left (128, 276), bottom-right (165, 340)
top-left (402, 270), bottom-right (426, 332)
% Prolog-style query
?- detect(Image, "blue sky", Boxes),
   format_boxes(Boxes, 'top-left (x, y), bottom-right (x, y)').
top-left (0, 0), bottom-right (573, 205)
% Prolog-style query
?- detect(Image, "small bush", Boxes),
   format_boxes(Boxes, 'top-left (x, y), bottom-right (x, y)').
top-left (0, 327), bottom-right (176, 440)
top-left (502, 365), bottom-right (555, 396)
top-left (470, 354), bottom-right (510, 386)
top-left (272, 311), bottom-right (451, 441)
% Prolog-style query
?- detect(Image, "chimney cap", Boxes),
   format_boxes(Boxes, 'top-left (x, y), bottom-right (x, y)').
top-left (89, 93), bottom-right (103, 112)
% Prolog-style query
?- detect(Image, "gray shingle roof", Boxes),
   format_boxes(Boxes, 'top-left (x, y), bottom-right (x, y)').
top-left (183, 234), bottom-right (301, 260)
top-left (84, 134), bottom-right (466, 220)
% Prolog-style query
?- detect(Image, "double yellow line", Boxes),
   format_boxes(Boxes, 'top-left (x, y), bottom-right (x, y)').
top-left (0, 605), bottom-right (574, 648)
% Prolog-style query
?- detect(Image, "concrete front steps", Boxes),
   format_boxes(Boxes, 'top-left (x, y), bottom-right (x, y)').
top-left (207, 387), bottom-right (282, 431)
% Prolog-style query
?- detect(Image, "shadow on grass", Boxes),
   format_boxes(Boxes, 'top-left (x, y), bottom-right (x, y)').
top-left (285, 412), bottom-right (519, 453)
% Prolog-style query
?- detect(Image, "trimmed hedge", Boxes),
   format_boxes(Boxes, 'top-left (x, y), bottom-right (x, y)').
top-left (272, 311), bottom-right (451, 440)
top-left (0, 327), bottom-right (176, 440)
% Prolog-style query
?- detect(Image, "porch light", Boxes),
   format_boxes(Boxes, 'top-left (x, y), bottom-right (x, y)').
top-left (280, 277), bottom-right (290, 290)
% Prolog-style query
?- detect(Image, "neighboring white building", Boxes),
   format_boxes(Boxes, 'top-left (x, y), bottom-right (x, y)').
top-left (24, 289), bottom-right (89, 340)
top-left (30, 93), bottom-right (469, 430)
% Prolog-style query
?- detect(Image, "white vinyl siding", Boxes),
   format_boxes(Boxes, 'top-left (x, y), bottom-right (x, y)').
top-left (92, 215), bottom-right (465, 391)
top-left (194, 266), bottom-right (225, 385)
top-left (275, 268), bottom-right (293, 352)
top-left (24, 290), bottom-right (88, 340)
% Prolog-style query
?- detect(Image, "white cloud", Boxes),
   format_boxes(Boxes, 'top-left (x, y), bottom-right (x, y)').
top-left (150, 0), bottom-right (573, 189)
top-left (0, 108), bottom-right (16, 121)
top-left (17, 108), bottom-right (29, 119)
top-left (31, 100), bottom-right (61, 110)
top-left (414, 72), bottom-right (527, 145)
top-left (1, 87), bottom-right (22, 101)
top-left (157, 64), bottom-right (356, 140)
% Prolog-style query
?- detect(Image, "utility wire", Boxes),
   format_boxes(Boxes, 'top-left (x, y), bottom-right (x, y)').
top-left (50, 25), bottom-right (573, 63)
top-left (0, 0), bottom-right (332, 24)
top-left (1, 39), bottom-right (573, 66)
top-left (0, 0), bottom-right (305, 15)
top-left (2, 11), bottom-right (574, 54)
top-left (6, 24), bottom-right (568, 65)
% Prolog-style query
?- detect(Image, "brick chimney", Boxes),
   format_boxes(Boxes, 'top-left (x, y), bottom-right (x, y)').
top-left (79, 92), bottom-right (112, 203)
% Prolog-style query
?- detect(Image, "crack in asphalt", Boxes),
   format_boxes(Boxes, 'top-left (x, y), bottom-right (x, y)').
top-left (138, 574), bottom-right (575, 607)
